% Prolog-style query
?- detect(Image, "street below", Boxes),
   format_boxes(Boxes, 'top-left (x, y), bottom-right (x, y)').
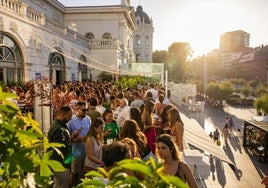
top-left (174, 99), bottom-right (268, 188)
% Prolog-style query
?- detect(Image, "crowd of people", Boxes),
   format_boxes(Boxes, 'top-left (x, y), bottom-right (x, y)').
top-left (42, 81), bottom-right (198, 187)
top-left (5, 80), bottom-right (268, 187)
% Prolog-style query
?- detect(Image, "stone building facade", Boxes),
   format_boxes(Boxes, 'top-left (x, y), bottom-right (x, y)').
top-left (133, 5), bottom-right (154, 63)
top-left (0, 0), bottom-right (148, 85)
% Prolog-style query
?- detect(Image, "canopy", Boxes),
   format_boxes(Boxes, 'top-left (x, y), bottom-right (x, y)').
top-left (181, 114), bottom-right (236, 171)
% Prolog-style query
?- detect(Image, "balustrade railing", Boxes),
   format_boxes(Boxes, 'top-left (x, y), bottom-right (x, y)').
top-left (0, 0), bottom-right (22, 14)
top-left (90, 39), bottom-right (122, 49)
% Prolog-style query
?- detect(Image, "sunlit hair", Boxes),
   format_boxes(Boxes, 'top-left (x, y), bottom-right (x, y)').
top-left (160, 105), bottom-right (173, 123)
top-left (156, 134), bottom-right (181, 161)
top-left (168, 107), bottom-right (184, 126)
top-left (119, 119), bottom-right (147, 155)
top-left (142, 100), bottom-right (155, 127)
top-left (86, 118), bottom-right (104, 142)
top-left (130, 107), bottom-right (144, 132)
top-left (120, 137), bottom-right (138, 158)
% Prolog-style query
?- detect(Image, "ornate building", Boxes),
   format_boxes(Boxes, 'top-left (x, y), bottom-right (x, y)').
top-left (0, 0), bottom-right (137, 84)
top-left (133, 5), bottom-right (154, 63)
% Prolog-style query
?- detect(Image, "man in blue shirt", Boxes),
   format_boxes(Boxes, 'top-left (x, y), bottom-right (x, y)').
top-left (68, 101), bottom-right (91, 187)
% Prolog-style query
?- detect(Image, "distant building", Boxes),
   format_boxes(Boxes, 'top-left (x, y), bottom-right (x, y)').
top-left (220, 30), bottom-right (250, 53)
top-left (133, 5), bottom-right (154, 63)
top-left (220, 45), bottom-right (268, 84)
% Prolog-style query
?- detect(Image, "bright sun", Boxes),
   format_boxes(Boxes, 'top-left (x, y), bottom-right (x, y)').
top-left (175, 1), bottom-right (244, 57)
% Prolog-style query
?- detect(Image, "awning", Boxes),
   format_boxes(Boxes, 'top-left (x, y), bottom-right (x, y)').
top-left (169, 92), bottom-right (236, 171)
top-left (181, 114), bottom-right (236, 171)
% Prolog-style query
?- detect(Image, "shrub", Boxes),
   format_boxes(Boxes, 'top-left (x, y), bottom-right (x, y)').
top-left (77, 157), bottom-right (188, 188)
top-left (0, 87), bottom-right (66, 187)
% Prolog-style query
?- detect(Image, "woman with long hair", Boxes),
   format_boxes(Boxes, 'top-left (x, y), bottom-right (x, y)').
top-left (156, 134), bottom-right (198, 188)
top-left (102, 108), bottom-right (120, 144)
top-left (120, 137), bottom-right (141, 159)
top-left (84, 118), bottom-right (105, 173)
top-left (119, 119), bottom-right (150, 159)
top-left (159, 105), bottom-right (173, 134)
top-left (167, 107), bottom-right (184, 151)
top-left (130, 107), bottom-right (144, 132)
top-left (141, 101), bottom-right (156, 153)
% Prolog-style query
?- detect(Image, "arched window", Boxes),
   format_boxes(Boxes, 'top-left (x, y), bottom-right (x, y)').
top-left (135, 35), bottom-right (141, 45)
top-left (49, 51), bottom-right (63, 67)
top-left (102, 32), bottom-right (112, 39)
top-left (146, 36), bottom-right (149, 45)
top-left (0, 32), bottom-right (23, 84)
top-left (85, 32), bottom-right (95, 40)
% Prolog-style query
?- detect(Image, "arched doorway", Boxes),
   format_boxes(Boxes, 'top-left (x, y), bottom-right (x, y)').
top-left (79, 55), bottom-right (90, 81)
top-left (0, 32), bottom-right (23, 85)
top-left (48, 49), bottom-right (65, 85)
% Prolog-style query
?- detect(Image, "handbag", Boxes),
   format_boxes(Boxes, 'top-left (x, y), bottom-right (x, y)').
top-left (217, 140), bottom-right (221, 146)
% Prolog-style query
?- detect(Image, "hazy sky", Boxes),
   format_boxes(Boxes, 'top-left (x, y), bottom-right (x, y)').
top-left (58, 0), bottom-right (268, 58)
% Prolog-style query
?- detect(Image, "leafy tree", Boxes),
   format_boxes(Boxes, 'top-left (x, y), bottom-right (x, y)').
top-left (248, 80), bottom-right (258, 89)
top-left (206, 81), bottom-right (234, 106)
top-left (167, 42), bottom-right (192, 82)
top-left (206, 53), bottom-right (221, 78)
top-left (254, 95), bottom-right (268, 115)
top-left (241, 85), bottom-right (251, 97)
top-left (153, 50), bottom-right (168, 63)
top-left (188, 56), bottom-right (205, 81)
top-left (153, 50), bottom-right (169, 71)
top-left (255, 83), bottom-right (268, 97)
top-left (114, 75), bottom-right (148, 89)
top-left (0, 87), bottom-right (66, 187)
top-left (238, 78), bottom-right (246, 86)
top-left (97, 71), bottom-right (113, 82)
top-left (77, 157), bottom-right (188, 188)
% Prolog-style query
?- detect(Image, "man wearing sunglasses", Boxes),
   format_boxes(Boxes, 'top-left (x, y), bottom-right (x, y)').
top-left (68, 101), bottom-right (91, 187)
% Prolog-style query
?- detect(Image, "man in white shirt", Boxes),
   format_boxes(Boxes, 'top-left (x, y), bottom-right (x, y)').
top-left (96, 96), bottom-right (106, 115)
top-left (116, 98), bottom-right (130, 128)
top-left (130, 91), bottom-right (144, 108)
top-left (145, 83), bottom-right (158, 101)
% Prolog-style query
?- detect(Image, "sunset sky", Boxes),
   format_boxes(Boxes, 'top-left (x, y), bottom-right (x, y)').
top-left (59, 0), bottom-right (268, 58)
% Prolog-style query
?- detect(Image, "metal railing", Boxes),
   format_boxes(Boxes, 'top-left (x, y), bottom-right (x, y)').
top-left (194, 164), bottom-right (207, 188)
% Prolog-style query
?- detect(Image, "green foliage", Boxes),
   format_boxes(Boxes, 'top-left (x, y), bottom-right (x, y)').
top-left (153, 50), bottom-right (169, 70)
top-left (153, 50), bottom-right (168, 63)
top-left (97, 72), bottom-right (113, 82)
top-left (114, 75), bottom-right (148, 89)
top-left (205, 81), bottom-right (234, 106)
top-left (248, 80), bottom-right (258, 89)
top-left (167, 42), bottom-right (192, 82)
top-left (255, 84), bottom-right (268, 97)
top-left (77, 157), bottom-right (189, 188)
top-left (241, 85), bottom-right (251, 97)
top-left (0, 87), bottom-right (65, 187)
top-left (254, 95), bottom-right (268, 115)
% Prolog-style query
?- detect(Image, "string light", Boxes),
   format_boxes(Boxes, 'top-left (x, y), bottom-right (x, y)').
top-left (20, 27), bottom-right (163, 77)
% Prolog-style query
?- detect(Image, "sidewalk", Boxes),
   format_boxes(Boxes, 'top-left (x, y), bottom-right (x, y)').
top-left (181, 109), bottom-right (268, 188)
top-left (178, 105), bottom-right (268, 188)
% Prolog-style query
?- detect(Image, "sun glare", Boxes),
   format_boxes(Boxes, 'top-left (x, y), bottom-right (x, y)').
top-left (176, 1), bottom-right (244, 57)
